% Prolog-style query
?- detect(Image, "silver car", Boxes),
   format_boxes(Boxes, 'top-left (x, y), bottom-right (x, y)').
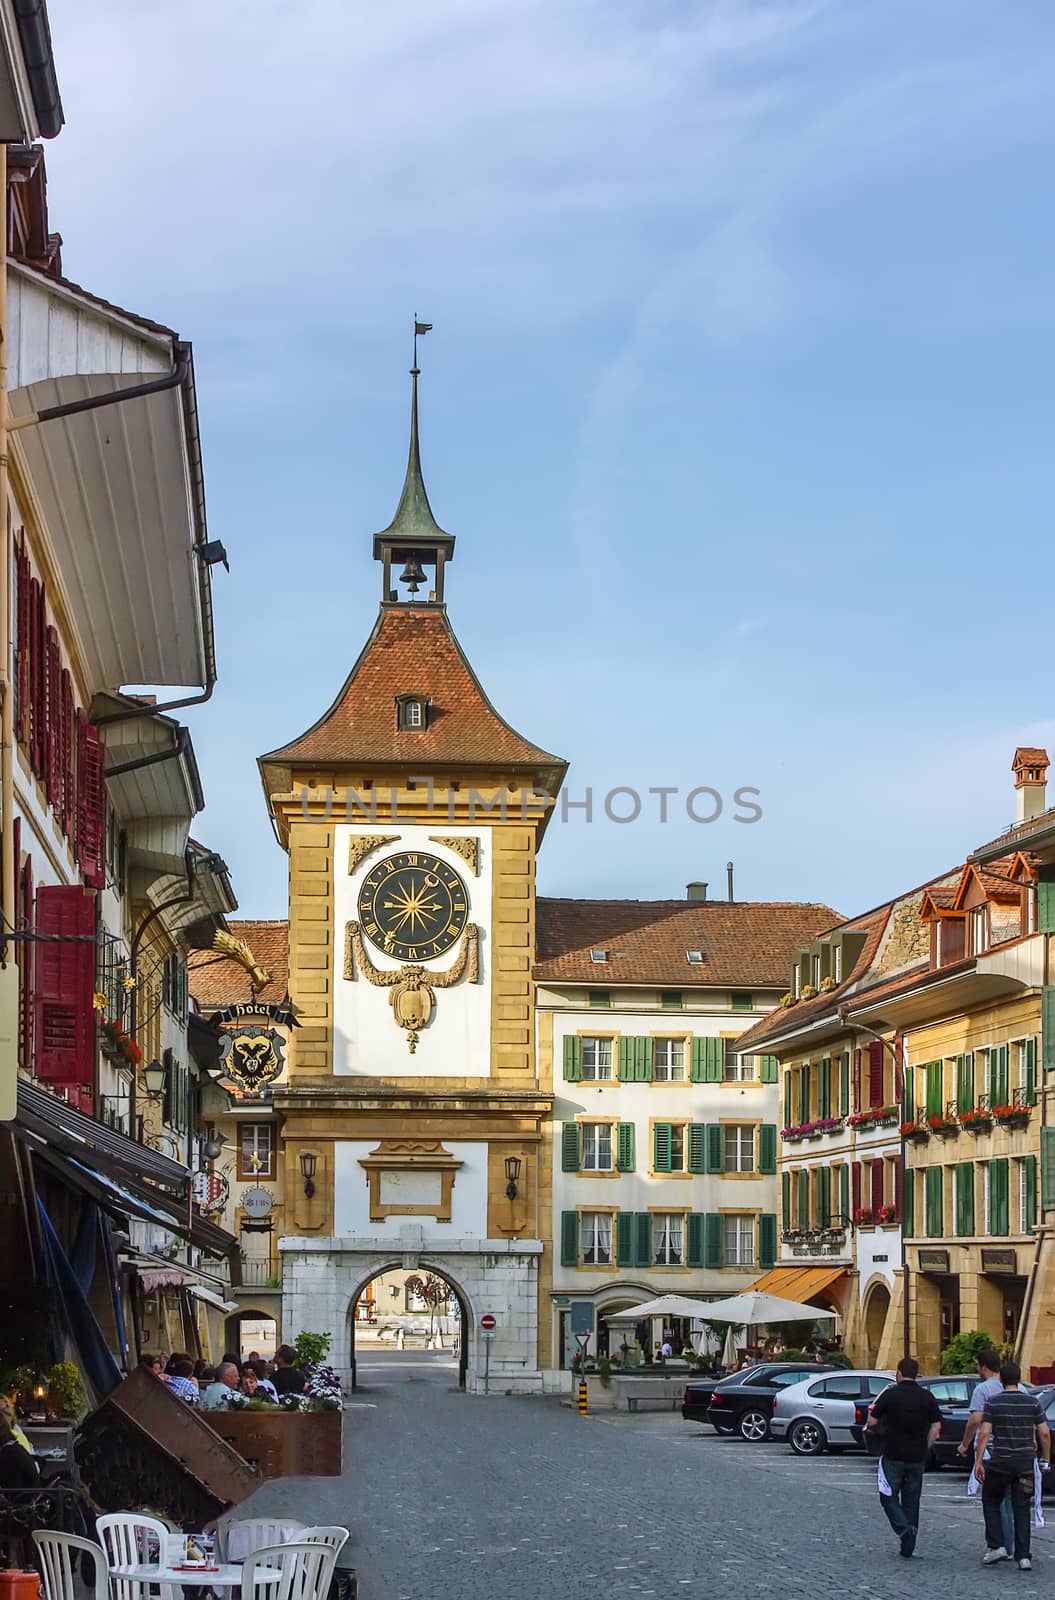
top-left (770, 1369), bottom-right (895, 1456)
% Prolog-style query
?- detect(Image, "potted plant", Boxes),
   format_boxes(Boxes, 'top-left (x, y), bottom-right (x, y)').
top-left (960, 1106), bottom-right (993, 1135)
top-left (993, 1102), bottom-right (1031, 1130)
top-left (926, 1113), bottom-right (959, 1139)
top-left (900, 1119), bottom-right (929, 1143)
top-left (44, 1362), bottom-right (86, 1420)
top-left (876, 1203), bottom-right (899, 1226)
top-left (853, 1206), bottom-right (875, 1227)
top-left (781, 1124), bottom-right (805, 1143)
top-left (876, 1104), bottom-right (901, 1127)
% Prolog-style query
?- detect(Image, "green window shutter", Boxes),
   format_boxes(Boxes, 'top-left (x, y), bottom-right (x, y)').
top-left (818, 1058), bottom-right (832, 1118)
top-left (686, 1212), bottom-right (705, 1268)
top-left (1043, 1129), bottom-right (1055, 1210)
top-left (616, 1122), bottom-right (635, 1172)
top-left (1025, 1038), bottom-right (1037, 1106)
top-left (588, 989), bottom-right (611, 1009)
top-left (989, 1157), bottom-right (1009, 1236)
top-left (814, 1167), bottom-right (830, 1227)
top-left (839, 1052), bottom-right (851, 1116)
top-left (705, 1124), bottom-right (724, 1174)
top-left (797, 1171), bottom-right (810, 1229)
top-left (955, 1163), bottom-right (974, 1237)
top-left (661, 990), bottom-right (683, 1010)
top-left (758, 1214), bottom-right (777, 1269)
top-left (1038, 876), bottom-right (1055, 933)
top-left (995, 1045), bottom-right (1009, 1108)
top-left (634, 1212), bottom-right (652, 1268)
top-left (687, 1123), bottom-right (706, 1175)
top-left (758, 1054), bottom-right (778, 1084)
top-left (703, 1037), bottom-right (723, 1083)
top-left (758, 1124), bottom-right (777, 1175)
top-left (798, 1065), bottom-right (811, 1124)
top-left (903, 1169), bottom-right (914, 1236)
top-left (704, 1213), bottom-right (723, 1269)
top-left (731, 992), bottom-right (753, 1012)
top-left (635, 1036), bottom-right (653, 1083)
top-left (561, 1122), bottom-right (580, 1172)
top-left (781, 1171), bottom-right (791, 1228)
top-left (1045, 990), bottom-right (1055, 1071)
top-left (653, 1123), bottom-right (672, 1173)
top-left (618, 1038), bottom-right (633, 1082)
top-left (562, 1036), bottom-right (582, 1081)
top-left (925, 1062), bottom-right (942, 1119)
top-left (956, 1054), bottom-right (974, 1114)
top-left (1023, 1155), bottom-right (1037, 1233)
top-left (560, 1211), bottom-right (579, 1266)
top-left (924, 1167), bottom-right (943, 1237)
top-left (783, 1070), bottom-right (792, 1119)
top-left (839, 1163), bottom-right (850, 1222)
top-left (616, 1212), bottom-right (634, 1266)
top-left (689, 1037), bottom-right (705, 1082)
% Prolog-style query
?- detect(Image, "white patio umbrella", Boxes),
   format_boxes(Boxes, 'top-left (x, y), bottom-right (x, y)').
top-left (603, 1294), bottom-right (714, 1322)
top-left (721, 1325), bottom-right (739, 1367)
top-left (696, 1289), bottom-right (837, 1329)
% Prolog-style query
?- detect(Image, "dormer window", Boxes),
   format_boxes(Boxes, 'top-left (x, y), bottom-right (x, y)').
top-left (971, 905), bottom-right (989, 956)
top-left (395, 693), bottom-right (429, 731)
top-left (589, 949), bottom-right (607, 964)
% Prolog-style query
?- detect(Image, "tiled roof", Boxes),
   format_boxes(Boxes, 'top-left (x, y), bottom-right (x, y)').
top-left (262, 606), bottom-right (565, 774)
top-left (971, 806), bottom-right (1055, 857)
top-left (1014, 747), bottom-right (1048, 767)
top-left (534, 899), bottom-right (841, 988)
top-left (733, 907), bottom-right (891, 1052)
top-left (188, 920), bottom-right (289, 1009)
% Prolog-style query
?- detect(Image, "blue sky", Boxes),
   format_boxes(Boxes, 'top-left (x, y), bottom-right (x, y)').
top-left (44, 0), bottom-right (1055, 923)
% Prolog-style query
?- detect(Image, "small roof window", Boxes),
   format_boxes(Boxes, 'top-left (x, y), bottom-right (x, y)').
top-left (395, 692), bottom-right (430, 731)
top-left (589, 949), bottom-right (608, 964)
top-left (686, 949), bottom-right (704, 964)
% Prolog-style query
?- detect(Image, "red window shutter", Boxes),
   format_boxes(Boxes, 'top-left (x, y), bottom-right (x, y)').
top-left (868, 1041), bottom-right (884, 1107)
top-left (19, 834), bottom-right (33, 1072)
top-left (871, 1159), bottom-right (884, 1212)
top-left (852, 1048), bottom-right (862, 1113)
top-left (45, 627), bottom-right (61, 808)
top-left (852, 1160), bottom-right (861, 1215)
top-left (33, 884), bottom-right (94, 1085)
top-left (28, 576), bottom-right (43, 775)
top-left (60, 671), bottom-right (74, 840)
top-left (76, 713), bottom-right (106, 889)
top-left (15, 540), bottom-right (31, 746)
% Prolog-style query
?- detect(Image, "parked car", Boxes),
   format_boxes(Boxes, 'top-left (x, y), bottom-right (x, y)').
top-left (682, 1363), bottom-right (835, 1442)
top-left (771, 1369), bottom-right (895, 1455)
top-left (854, 1377), bottom-right (1041, 1470)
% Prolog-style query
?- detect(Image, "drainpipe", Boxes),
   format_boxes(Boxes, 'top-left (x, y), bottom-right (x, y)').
top-left (0, 143), bottom-right (14, 955)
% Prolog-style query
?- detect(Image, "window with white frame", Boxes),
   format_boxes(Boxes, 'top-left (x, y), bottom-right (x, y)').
top-left (725, 1049), bottom-right (755, 1082)
top-left (972, 906), bottom-right (989, 956)
top-left (832, 944), bottom-right (843, 983)
top-left (581, 1212), bottom-right (613, 1266)
top-left (581, 1037), bottom-right (613, 1081)
top-left (653, 1038), bottom-right (685, 1082)
top-left (652, 1213), bottom-right (685, 1266)
top-left (581, 1123), bottom-right (614, 1172)
top-left (724, 1214), bottom-right (755, 1267)
top-left (724, 1125), bottom-right (755, 1173)
top-left (811, 954), bottom-right (822, 987)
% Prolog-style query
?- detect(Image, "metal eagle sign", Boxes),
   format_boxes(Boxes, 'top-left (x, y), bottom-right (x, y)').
top-left (217, 1025), bottom-right (286, 1096)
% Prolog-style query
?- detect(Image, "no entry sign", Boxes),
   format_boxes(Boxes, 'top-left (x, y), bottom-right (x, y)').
top-left (481, 1313), bottom-right (497, 1332)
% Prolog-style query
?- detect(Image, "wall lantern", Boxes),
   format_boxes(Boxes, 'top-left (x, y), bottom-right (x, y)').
top-left (300, 1150), bottom-right (318, 1198)
top-left (143, 1058), bottom-right (168, 1099)
top-left (201, 1130), bottom-right (227, 1163)
top-left (504, 1155), bottom-right (522, 1201)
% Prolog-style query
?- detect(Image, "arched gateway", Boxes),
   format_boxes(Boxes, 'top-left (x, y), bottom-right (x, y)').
top-left (262, 359), bottom-right (565, 1395)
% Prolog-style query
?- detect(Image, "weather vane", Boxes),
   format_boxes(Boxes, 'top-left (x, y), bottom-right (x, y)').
top-left (413, 315), bottom-right (432, 372)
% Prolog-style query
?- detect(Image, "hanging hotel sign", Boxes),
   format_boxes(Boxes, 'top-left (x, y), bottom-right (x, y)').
top-left (210, 1001), bottom-right (298, 1027)
top-left (241, 1186), bottom-right (275, 1220)
top-left (217, 1026), bottom-right (286, 1096)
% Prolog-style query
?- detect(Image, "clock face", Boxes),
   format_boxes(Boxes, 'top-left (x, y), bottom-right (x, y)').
top-left (357, 850), bottom-right (469, 962)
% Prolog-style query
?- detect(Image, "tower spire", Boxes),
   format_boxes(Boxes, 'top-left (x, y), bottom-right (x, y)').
top-left (372, 322), bottom-right (455, 603)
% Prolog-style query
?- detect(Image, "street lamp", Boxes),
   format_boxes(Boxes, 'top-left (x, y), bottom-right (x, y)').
top-left (143, 1058), bottom-right (168, 1099)
top-left (299, 1150), bottom-right (317, 1199)
top-left (504, 1154), bottom-right (522, 1201)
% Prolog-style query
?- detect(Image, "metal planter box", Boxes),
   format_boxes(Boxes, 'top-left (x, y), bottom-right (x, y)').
top-left (200, 1409), bottom-right (343, 1478)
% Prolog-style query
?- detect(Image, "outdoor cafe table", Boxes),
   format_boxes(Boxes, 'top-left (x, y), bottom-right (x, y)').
top-left (111, 1565), bottom-right (282, 1589)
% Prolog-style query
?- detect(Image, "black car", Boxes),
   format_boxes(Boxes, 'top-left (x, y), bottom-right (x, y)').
top-left (682, 1362), bottom-right (834, 1443)
top-left (855, 1376), bottom-right (1050, 1474)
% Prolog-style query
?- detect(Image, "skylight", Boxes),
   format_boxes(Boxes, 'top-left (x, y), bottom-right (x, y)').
top-left (589, 949), bottom-right (608, 963)
top-left (686, 950), bottom-right (704, 964)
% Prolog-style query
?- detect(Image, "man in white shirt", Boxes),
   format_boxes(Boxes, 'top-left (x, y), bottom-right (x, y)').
top-left (201, 1362), bottom-right (241, 1409)
top-left (958, 1349), bottom-right (1013, 1554)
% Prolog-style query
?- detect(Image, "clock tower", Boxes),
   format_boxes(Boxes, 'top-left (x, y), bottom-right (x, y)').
top-left (259, 358), bottom-right (566, 1391)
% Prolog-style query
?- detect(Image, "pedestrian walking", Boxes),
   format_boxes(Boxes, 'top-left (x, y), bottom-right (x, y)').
top-left (973, 1361), bottom-right (1051, 1571)
top-left (957, 1347), bottom-right (1013, 1553)
top-left (866, 1356), bottom-right (942, 1558)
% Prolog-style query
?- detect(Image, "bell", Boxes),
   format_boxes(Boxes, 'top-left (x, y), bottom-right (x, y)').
top-left (398, 557), bottom-right (426, 594)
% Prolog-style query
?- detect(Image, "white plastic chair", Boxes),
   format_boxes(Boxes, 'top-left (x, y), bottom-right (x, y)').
top-left (96, 1513), bottom-right (175, 1600)
top-left (299, 1528), bottom-right (349, 1559)
top-left (240, 1543), bottom-right (337, 1600)
top-left (34, 1531), bottom-right (110, 1600)
top-left (219, 1519), bottom-right (305, 1563)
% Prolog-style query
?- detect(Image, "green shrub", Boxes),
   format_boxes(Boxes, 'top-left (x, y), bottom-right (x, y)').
top-left (940, 1330), bottom-right (997, 1375)
top-left (45, 1362), bottom-right (86, 1419)
top-left (596, 1355), bottom-right (613, 1389)
top-left (293, 1331), bottom-right (332, 1368)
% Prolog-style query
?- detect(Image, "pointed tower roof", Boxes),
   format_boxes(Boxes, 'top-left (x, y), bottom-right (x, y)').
top-left (372, 368), bottom-right (455, 561)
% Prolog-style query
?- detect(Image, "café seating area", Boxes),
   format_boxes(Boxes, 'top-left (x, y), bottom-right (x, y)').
top-left (29, 1515), bottom-right (352, 1600)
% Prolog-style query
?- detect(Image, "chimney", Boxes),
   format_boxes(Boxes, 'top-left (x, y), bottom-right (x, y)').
top-left (726, 861), bottom-right (734, 903)
top-left (686, 881), bottom-right (708, 902)
top-left (1013, 747), bottom-right (1049, 823)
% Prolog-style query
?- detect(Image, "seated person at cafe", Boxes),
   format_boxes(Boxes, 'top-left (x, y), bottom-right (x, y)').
top-left (139, 1353), bottom-right (164, 1378)
top-left (248, 1361), bottom-right (279, 1402)
top-left (238, 1368), bottom-right (275, 1404)
top-left (0, 1398), bottom-right (39, 1490)
top-left (271, 1345), bottom-right (306, 1397)
top-left (201, 1362), bottom-right (241, 1409)
top-left (165, 1358), bottom-right (200, 1405)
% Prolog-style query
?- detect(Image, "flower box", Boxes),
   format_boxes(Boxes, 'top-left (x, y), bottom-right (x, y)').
top-left (853, 1207), bottom-right (874, 1227)
top-left (960, 1111), bottom-right (993, 1135)
top-left (900, 1121), bottom-right (929, 1143)
top-left (200, 1408), bottom-right (342, 1478)
top-left (993, 1105), bottom-right (1031, 1130)
top-left (927, 1117), bottom-right (959, 1139)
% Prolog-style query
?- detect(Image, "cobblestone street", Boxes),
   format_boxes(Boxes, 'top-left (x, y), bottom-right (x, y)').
top-left (235, 1353), bottom-right (1055, 1599)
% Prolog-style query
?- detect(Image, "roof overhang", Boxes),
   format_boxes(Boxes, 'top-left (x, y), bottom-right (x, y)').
top-left (97, 695), bottom-right (204, 874)
top-left (974, 816), bottom-right (1055, 868)
top-left (0, 2), bottom-right (62, 141)
top-left (844, 938), bottom-right (1044, 1031)
top-left (145, 847), bottom-right (238, 950)
top-left (7, 262), bottom-right (214, 696)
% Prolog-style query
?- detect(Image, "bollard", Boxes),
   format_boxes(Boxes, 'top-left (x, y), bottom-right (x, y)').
top-left (578, 1379), bottom-right (588, 1416)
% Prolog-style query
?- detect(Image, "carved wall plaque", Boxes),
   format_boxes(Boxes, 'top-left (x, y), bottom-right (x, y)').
top-left (429, 835), bottom-right (480, 875)
top-left (347, 833), bottom-right (400, 874)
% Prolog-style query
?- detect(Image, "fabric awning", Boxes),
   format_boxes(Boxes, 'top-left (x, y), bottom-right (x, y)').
top-left (17, 1078), bottom-right (189, 1194)
top-left (749, 1265), bottom-right (847, 1305)
top-left (189, 1286), bottom-right (238, 1313)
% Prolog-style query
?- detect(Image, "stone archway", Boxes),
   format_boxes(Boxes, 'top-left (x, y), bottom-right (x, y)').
top-left (864, 1281), bottom-right (892, 1366)
top-left (281, 1236), bottom-right (543, 1396)
top-left (346, 1259), bottom-right (470, 1391)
